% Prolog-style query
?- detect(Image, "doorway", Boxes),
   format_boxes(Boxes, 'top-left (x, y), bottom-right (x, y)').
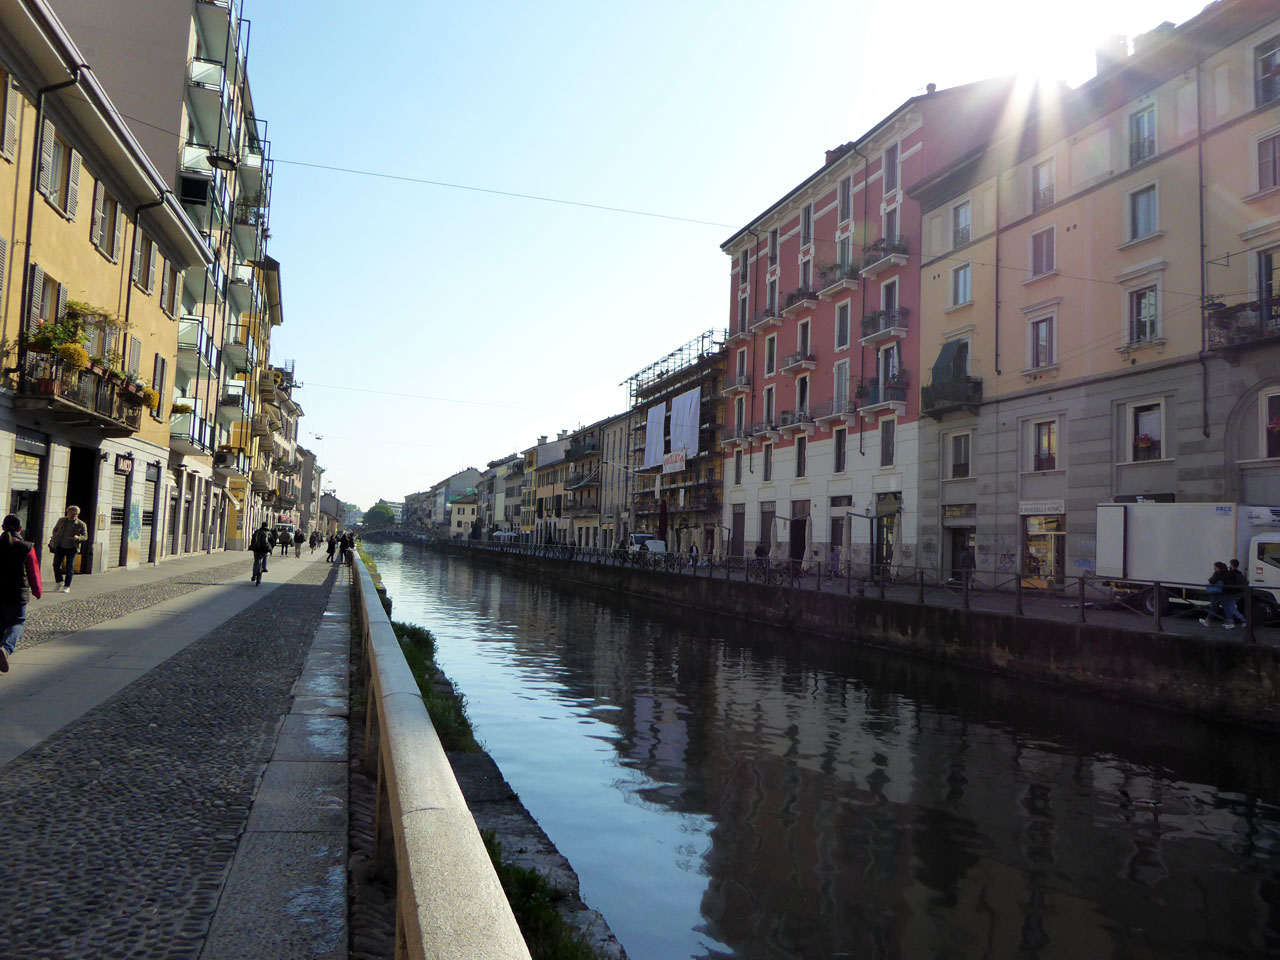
top-left (66, 446), bottom-right (98, 575)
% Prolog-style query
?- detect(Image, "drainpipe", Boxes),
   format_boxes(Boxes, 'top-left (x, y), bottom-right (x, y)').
top-left (851, 143), bottom-right (870, 455)
top-left (1196, 49), bottom-right (1210, 441)
top-left (16, 67), bottom-right (87, 386)
top-left (746, 227), bottom-right (761, 474)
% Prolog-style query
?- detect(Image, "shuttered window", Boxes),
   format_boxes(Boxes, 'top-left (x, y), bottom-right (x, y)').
top-left (38, 122), bottom-right (79, 217)
top-left (152, 354), bottom-right (167, 417)
top-left (127, 336), bottom-right (141, 376)
top-left (90, 181), bottom-right (122, 260)
top-left (1, 72), bottom-right (18, 160)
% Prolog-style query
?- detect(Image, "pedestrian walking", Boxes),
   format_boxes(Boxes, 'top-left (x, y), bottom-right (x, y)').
top-left (339, 531), bottom-right (352, 565)
top-left (326, 533), bottom-right (337, 563)
top-left (278, 529), bottom-right (292, 556)
top-left (249, 522), bottom-right (272, 585)
top-left (1222, 558), bottom-right (1249, 628)
top-left (1200, 561), bottom-right (1231, 625)
top-left (310, 531), bottom-right (319, 554)
top-left (294, 534), bottom-right (303, 558)
top-left (0, 513), bottom-right (42, 673)
top-left (47, 505), bottom-right (88, 593)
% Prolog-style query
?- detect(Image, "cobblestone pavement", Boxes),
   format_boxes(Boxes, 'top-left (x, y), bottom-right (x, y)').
top-left (0, 561), bottom-right (338, 960)
top-left (17, 560), bottom-right (248, 651)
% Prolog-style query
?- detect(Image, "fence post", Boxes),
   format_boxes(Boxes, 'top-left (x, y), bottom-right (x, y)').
top-left (1152, 582), bottom-right (1162, 632)
top-left (846, 560), bottom-right (851, 595)
top-left (879, 565), bottom-right (886, 599)
top-left (963, 570), bottom-right (970, 610)
top-left (917, 568), bottom-right (924, 604)
top-left (1014, 575), bottom-right (1023, 616)
top-left (1078, 576), bottom-right (1087, 623)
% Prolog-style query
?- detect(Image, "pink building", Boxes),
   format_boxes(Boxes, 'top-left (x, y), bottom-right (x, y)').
top-left (719, 79), bottom-right (1014, 571)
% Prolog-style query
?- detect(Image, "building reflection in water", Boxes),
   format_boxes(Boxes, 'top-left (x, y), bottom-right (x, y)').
top-left (370, 544), bottom-right (1280, 960)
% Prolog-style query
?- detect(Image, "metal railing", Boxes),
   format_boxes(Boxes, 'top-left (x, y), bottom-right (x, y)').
top-left (860, 307), bottom-right (909, 339)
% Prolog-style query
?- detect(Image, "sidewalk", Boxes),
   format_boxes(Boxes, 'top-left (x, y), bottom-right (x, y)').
top-left (0, 550), bottom-right (353, 959)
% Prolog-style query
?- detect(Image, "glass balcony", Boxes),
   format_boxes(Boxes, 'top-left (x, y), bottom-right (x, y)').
top-left (177, 317), bottom-right (219, 377)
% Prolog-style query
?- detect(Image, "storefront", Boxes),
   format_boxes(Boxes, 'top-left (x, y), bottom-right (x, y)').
top-left (875, 492), bottom-right (902, 569)
top-left (942, 503), bottom-right (976, 579)
top-left (1020, 499), bottom-right (1065, 586)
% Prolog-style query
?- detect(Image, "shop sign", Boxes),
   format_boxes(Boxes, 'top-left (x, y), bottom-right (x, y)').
top-left (114, 454), bottom-right (134, 475)
top-left (662, 450), bottom-right (687, 475)
top-left (942, 503), bottom-right (976, 519)
top-left (1018, 499), bottom-right (1064, 516)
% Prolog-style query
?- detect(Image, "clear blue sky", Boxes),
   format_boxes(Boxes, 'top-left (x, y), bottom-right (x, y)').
top-left (246, 0), bottom-right (1212, 510)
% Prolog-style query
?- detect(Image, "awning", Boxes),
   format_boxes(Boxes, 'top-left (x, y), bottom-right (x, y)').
top-left (931, 340), bottom-right (964, 385)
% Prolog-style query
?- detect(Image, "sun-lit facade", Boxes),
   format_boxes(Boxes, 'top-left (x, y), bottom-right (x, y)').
top-left (913, 0), bottom-right (1280, 582)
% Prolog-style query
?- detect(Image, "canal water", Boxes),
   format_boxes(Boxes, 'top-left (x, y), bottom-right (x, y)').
top-left (366, 542), bottom-right (1280, 960)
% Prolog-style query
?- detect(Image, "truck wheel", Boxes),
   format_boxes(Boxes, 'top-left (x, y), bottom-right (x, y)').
top-left (1141, 588), bottom-right (1171, 616)
top-left (1251, 597), bottom-right (1277, 626)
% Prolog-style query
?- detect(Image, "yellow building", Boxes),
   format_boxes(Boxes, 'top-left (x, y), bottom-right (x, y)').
top-left (0, 3), bottom-right (210, 573)
top-left (913, 0), bottom-right (1280, 582)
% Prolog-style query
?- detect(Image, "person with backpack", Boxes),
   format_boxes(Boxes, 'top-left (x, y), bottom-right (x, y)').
top-left (250, 522), bottom-right (272, 584)
top-left (0, 514), bottom-right (42, 673)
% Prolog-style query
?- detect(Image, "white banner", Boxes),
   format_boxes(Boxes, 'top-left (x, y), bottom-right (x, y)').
top-left (670, 387), bottom-right (701, 459)
top-left (644, 403), bottom-right (666, 469)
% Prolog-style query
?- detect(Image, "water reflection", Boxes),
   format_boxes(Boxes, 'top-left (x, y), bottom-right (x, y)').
top-left (368, 543), bottom-right (1280, 960)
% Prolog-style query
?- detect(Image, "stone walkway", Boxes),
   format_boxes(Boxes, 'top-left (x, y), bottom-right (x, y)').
top-left (0, 552), bottom-right (350, 959)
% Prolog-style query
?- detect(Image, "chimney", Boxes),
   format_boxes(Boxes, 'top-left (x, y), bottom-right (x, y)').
top-left (1095, 34), bottom-right (1128, 75)
top-left (1133, 22), bottom-right (1175, 55)
top-left (538, 435), bottom-right (547, 445)
top-left (824, 141), bottom-right (854, 166)
top-left (926, 82), bottom-right (936, 95)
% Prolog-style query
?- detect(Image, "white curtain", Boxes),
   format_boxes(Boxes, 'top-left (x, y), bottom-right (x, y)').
top-left (669, 387), bottom-right (701, 457)
top-left (643, 403), bottom-right (666, 469)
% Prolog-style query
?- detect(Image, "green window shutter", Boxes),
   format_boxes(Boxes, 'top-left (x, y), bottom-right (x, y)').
top-left (112, 202), bottom-right (123, 260)
top-left (56, 283), bottom-right (67, 320)
top-left (28, 264), bottom-right (43, 330)
top-left (3, 79), bottom-right (18, 158)
top-left (91, 181), bottom-right (104, 248)
top-left (131, 228), bottom-right (142, 284)
top-left (37, 121), bottom-right (53, 196)
top-left (146, 243), bottom-right (156, 293)
top-left (66, 150), bottom-right (81, 218)
top-left (160, 262), bottom-right (171, 314)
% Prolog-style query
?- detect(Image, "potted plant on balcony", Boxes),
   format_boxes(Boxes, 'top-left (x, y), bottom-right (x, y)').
top-left (1135, 432), bottom-right (1156, 448)
top-left (53, 342), bottom-right (90, 372)
top-left (170, 402), bottom-right (193, 415)
top-left (140, 387), bottom-right (160, 410)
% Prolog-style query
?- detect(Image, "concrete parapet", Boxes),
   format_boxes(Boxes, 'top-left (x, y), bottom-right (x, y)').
top-left (351, 558), bottom-right (531, 960)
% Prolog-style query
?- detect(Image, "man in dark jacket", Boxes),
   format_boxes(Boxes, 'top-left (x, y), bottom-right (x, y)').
top-left (0, 513), bottom-right (42, 673)
top-left (250, 522), bottom-right (272, 584)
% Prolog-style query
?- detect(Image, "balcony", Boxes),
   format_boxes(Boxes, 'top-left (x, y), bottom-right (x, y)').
top-left (922, 377), bottom-right (984, 419)
top-left (1207, 301), bottom-right (1280, 352)
top-left (861, 236), bottom-right (909, 279)
top-left (171, 400), bottom-right (215, 456)
top-left (1032, 184), bottom-right (1055, 213)
top-left (1129, 136), bottom-right (1156, 166)
top-left (781, 287), bottom-right (819, 318)
top-left (858, 377), bottom-right (910, 417)
top-left (259, 368), bottom-right (279, 403)
top-left (780, 351), bottom-right (816, 375)
top-left (565, 502), bottom-right (599, 518)
top-left (185, 261), bottom-right (227, 305)
top-left (726, 321), bottom-right (752, 345)
top-left (777, 408), bottom-right (816, 436)
top-left (250, 468), bottom-right (272, 493)
top-left (251, 413), bottom-right (272, 437)
top-left (213, 447), bottom-right (249, 478)
top-left (670, 494), bottom-right (721, 514)
top-left (813, 397), bottom-right (859, 426)
top-left (817, 263), bottom-right (859, 298)
top-left (750, 418), bottom-right (781, 440)
top-left (177, 317), bottom-right (219, 378)
top-left (238, 145), bottom-right (268, 201)
top-left (953, 225), bottom-right (971, 247)
top-left (749, 306), bottom-right (785, 332)
top-left (566, 438), bottom-right (599, 460)
top-left (233, 201), bottom-right (267, 250)
top-left (217, 383), bottom-right (251, 423)
top-left (567, 470), bottom-right (599, 490)
top-left (860, 307), bottom-right (909, 345)
top-left (720, 424), bottom-right (751, 448)
top-left (721, 373), bottom-right (751, 396)
top-left (17, 354), bottom-right (142, 437)
top-left (228, 260), bottom-right (256, 309)
top-left (222, 321), bottom-right (258, 373)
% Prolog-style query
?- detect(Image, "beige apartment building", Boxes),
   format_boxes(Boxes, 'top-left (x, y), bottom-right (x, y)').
top-left (913, 0), bottom-right (1280, 582)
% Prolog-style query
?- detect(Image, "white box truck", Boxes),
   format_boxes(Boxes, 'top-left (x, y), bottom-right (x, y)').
top-left (1095, 502), bottom-right (1280, 619)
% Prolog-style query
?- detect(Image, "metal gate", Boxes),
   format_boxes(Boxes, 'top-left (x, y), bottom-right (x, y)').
top-left (141, 464), bottom-right (159, 563)
top-left (106, 471), bottom-right (128, 569)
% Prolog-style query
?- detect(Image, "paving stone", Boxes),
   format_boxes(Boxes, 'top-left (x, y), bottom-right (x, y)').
top-left (245, 760), bottom-right (347, 833)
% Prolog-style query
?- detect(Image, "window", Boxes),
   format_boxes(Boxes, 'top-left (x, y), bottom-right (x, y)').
top-left (837, 235), bottom-right (852, 271)
top-left (838, 176), bottom-right (851, 221)
top-left (882, 277), bottom-right (898, 313)
top-left (1030, 227), bottom-right (1055, 276)
top-left (1033, 420), bottom-right (1057, 471)
top-left (765, 334), bottom-right (777, 376)
top-left (768, 228), bottom-right (779, 266)
top-left (800, 258), bottom-right (812, 292)
top-left (1030, 315), bottom-right (1055, 368)
top-left (764, 385), bottom-right (775, 425)
top-left (949, 432), bottom-right (971, 479)
top-left (880, 419), bottom-right (895, 467)
top-left (739, 249), bottom-right (748, 283)
top-left (951, 262), bottom-right (971, 306)
top-left (883, 143), bottom-right (898, 192)
top-left (884, 206), bottom-right (898, 246)
top-left (795, 436), bottom-right (807, 478)
top-left (736, 348), bottom-right (747, 378)
top-left (734, 450), bottom-right (743, 485)
top-left (1128, 285), bottom-right (1157, 343)
top-left (834, 360), bottom-right (849, 407)
top-left (763, 443), bottom-right (773, 482)
top-left (737, 294), bottom-right (748, 332)
top-left (1256, 34), bottom-right (1280, 107)
top-left (1259, 132), bottom-right (1280, 193)
top-left (801, 203), bottom-right (813, 245)
top-left (1032, 159), bottom-right (1055, 211)
top-left (796, 375), bottom-right (809, 414)
top-left (1, 70), bottom-right (17, 161)
top-left (835, 302), bottom-right (850, 349)
top-left (1128, 184), bottom-right (1157, 241)
top-left (797, 319), bottom-right (810, 356)
top-left (834, 427), bottom-right (847, 473)
top-left (90, 181), bottom-right (123, 260)
top-left (1129, 107), bottom-right (1156, 165)
top-left (767, 278), bottom-right (778, 313)
top-left (1264, 392), bottom-right (1280, 458)
top-left (952, 201), bottom-right (971, 247)
top-left (29, 266), bottom-right (65, 329)
top-left (39, 124), bottom-right (80, 217)
top-left (879, 341), bottom-right (901, 387)
top-left (132, 230), bottom-right (157, 293)
top-left (734, 395), bottom-right (745, 431)
top-left (1130, 401), bottom-right (1162, 461)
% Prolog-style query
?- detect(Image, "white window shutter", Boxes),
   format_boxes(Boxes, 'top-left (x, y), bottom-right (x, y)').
top-left (173, 272), bottom-right (183, 313)
top-left (131, 228), bottom-right (142, 283)
top-left (28, 264), bottom-right (43, 330)
top-left (112, 203), bottom-right (123, 260)
top-left (91, 181), bottom-right (104, 248)
top-left (3, 79), bottom-right (18, 158)
top-left (37, 121), bottom-right (53, 196)
top-left (66, 150), bottom-right (81, 218)
top-left (156, 356), bottom-right (166, 409)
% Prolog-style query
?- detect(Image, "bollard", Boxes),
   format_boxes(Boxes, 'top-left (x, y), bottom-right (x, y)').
top-left (917, 569), bottom-right (924, 604)
top-left (1078, 576), bottom-right (1087, 623)
top-left (963, 570), bottom-right (970, 610)
top-left (1014, 575), bottom-right (1023, 616)
top-left (1245, 584), bottom-right (1255, 643)
top-left (1152, 582), bottom-right (1162, 632)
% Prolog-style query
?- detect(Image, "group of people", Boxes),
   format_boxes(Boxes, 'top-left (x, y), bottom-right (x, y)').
top-left (324, 531), bottom-right (354, 565)
top-left (248, 524), bottom-right (355, 582)
top-left (1203, 558), bottom-right (1249, 628)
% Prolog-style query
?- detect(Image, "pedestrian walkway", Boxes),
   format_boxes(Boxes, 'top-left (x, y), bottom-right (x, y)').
top-left (0, 549), bottom-right (353, 959)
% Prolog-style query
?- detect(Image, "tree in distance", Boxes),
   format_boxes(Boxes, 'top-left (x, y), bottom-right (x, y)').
top-left (364, 503), bottom-right (395, 527)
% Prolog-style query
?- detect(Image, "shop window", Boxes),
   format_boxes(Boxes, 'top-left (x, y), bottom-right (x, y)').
top-left (1264, 392), bottom-right (1280, 458)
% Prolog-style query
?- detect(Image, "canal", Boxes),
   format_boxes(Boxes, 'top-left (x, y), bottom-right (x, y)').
top-left (366, 542), bottom-right (1280, 960)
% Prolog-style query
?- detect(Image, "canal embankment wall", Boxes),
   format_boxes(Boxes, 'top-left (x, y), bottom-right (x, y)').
top-left (438, 545), bottom-right (1280, 732)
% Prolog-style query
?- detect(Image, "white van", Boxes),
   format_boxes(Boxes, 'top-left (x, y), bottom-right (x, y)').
top-left (627, 533), bottom-right (667, 554)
